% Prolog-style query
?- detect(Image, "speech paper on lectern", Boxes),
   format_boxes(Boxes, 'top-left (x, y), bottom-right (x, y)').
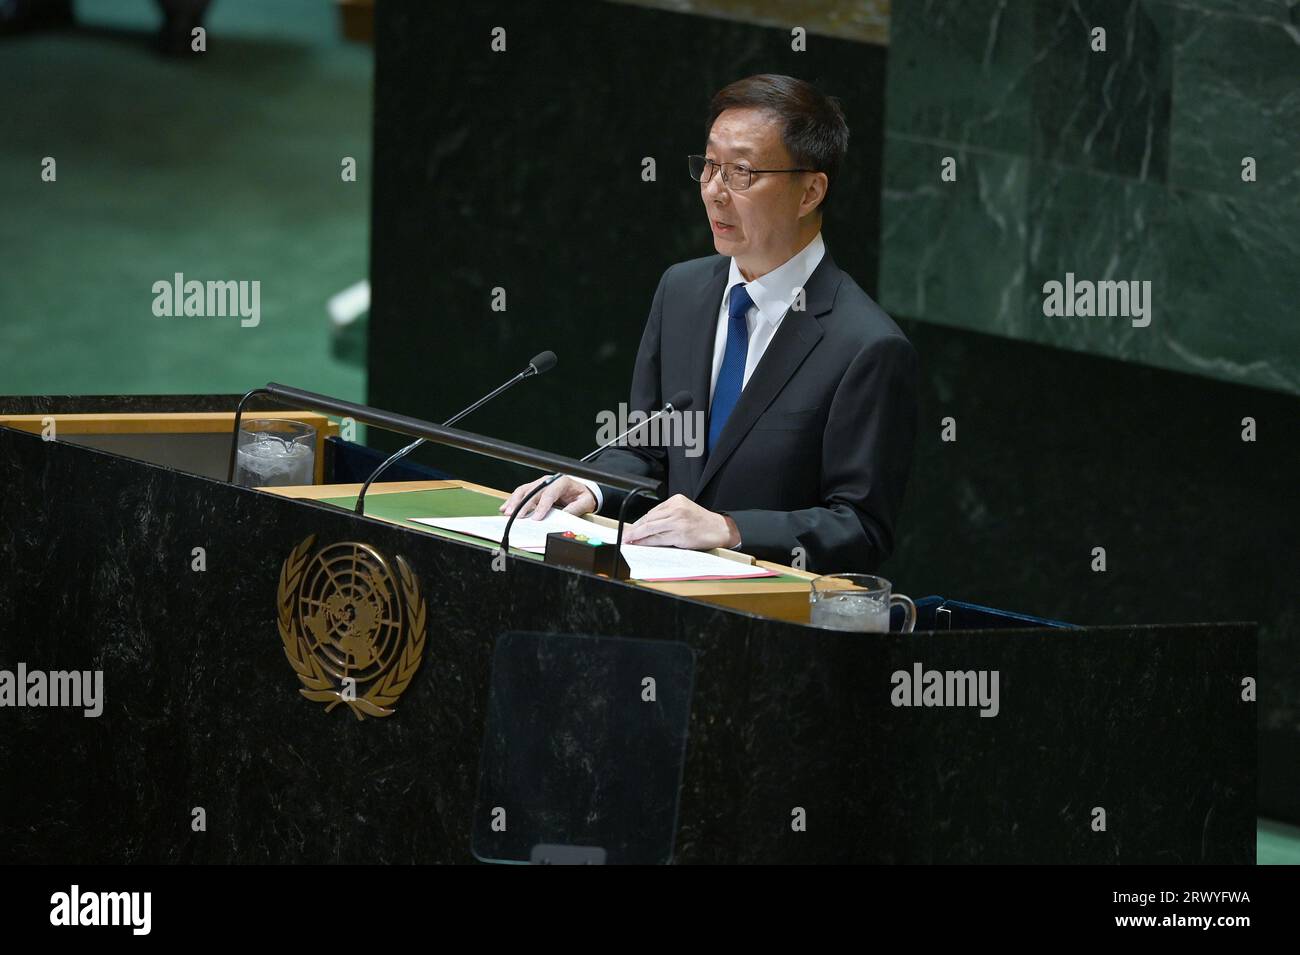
top-left (411, 512), bottom-right (776, 581)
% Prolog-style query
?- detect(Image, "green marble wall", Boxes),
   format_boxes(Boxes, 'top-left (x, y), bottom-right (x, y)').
top-left (607, 0), bottom-right (891, 44)
top-left (881, 0), bottom-right (1300, 395)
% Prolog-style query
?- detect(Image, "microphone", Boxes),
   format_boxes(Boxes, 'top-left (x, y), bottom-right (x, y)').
top-left (500, 390), bottom-right (694, 560)
top-left (575, 390), bottom-right (693, 465)
top-left (354, 350), bottom-right (557, 516)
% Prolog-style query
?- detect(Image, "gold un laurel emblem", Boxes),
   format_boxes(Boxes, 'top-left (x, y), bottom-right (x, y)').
top-left (277, 535), bottom-right (427, 720)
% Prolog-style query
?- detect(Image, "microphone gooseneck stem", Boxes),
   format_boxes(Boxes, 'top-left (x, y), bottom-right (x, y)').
top-left (578, 401), bottom-right (680, 463)
top-left (499, 473), bottom-right (562, 561)
top-left (355, 367), bottom-right (536, 516)
top-left (614, 488), bottom-right (653, 577)
top-left (499, 400), bottom-right (679, 561)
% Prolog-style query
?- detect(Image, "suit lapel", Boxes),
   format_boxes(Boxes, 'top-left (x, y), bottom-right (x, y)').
top-left (693, 251), bottom-right (842, 498)
top-left (686, 258), bottom-right (730, 491)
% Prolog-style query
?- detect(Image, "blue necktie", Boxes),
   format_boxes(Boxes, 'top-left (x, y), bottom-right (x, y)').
top-left (708, 283), bottom-right (754, 455)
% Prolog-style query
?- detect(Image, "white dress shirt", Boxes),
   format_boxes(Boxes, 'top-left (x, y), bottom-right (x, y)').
top-left (577, 232), bottom-right (827, 511)
top-left (709, 231), bottom-right (825, 402)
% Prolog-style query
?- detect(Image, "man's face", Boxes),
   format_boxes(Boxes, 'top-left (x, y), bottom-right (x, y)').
top-left (701, 107), bottom-right (814, 277)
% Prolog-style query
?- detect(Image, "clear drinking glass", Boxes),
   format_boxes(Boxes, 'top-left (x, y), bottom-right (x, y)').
top-left (235, 418), bottom-right (316, 488)
top-left (809, 573), bottom-right (916, 633)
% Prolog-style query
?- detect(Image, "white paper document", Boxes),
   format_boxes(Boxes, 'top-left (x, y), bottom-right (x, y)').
top-left (616, 543), bottom-right (775, 581)
top-left (410, 512), bottom-right (775, 581)
top-left (413, 511), bottom-right (616, 552)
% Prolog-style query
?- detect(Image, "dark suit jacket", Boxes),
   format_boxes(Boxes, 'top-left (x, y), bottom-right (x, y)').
top-left (594, 249), bottom-right (919, 574)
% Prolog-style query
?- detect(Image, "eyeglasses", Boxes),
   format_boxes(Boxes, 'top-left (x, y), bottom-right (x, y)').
top-left (687, 154), bottom-right (815, 192)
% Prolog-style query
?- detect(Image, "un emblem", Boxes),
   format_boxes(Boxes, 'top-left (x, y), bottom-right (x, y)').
top-left (276, 535), bottom-right (427, 719)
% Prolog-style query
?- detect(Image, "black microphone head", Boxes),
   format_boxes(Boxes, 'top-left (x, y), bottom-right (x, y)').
top-left (667, 390), bottom-right (693, 411)
top-left (528, 350), bottom-right (558, 375)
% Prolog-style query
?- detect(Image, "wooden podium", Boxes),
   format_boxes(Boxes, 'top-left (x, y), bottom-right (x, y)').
top-left (0, 395), bottom-right (1257, 864)
top-left (0, 408), bottom-right (338, 484)
top-left (264, 478), bottom-right (824, 624)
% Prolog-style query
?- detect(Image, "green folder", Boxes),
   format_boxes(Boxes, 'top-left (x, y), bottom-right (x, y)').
top-left (319, 487), bottom-right (545, 560)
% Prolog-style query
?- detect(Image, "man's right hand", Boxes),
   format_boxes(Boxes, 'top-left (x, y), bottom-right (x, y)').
top-left (499, 476), bottom-right (597, 521)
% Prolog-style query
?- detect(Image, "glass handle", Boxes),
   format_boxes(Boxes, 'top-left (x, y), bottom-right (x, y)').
top-left (891, 594), bottom-right (917, 633)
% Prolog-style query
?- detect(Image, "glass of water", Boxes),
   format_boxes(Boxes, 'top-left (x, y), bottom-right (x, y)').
top-left (235, 418), bottom-right (317, 488)
top-left (809, 574), bottom-right (916, 633)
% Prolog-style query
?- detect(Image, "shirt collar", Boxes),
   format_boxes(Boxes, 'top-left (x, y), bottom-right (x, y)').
top-left (726, 231), bottom-right (826, 327)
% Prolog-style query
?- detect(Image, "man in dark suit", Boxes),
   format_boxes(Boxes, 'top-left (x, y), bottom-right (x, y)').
top-left (502, 74), bottom-right (918, 574)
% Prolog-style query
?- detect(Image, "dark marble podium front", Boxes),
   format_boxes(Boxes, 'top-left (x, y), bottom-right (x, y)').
top-left (0, 425), bottom-right (1255, 863)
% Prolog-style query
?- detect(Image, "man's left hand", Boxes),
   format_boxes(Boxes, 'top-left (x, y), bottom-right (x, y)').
top-left (622, 494), bottom-right (740, 550)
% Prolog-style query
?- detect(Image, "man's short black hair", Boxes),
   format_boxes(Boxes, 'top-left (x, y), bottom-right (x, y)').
top-left (706, 74), bottom-right (850, 214)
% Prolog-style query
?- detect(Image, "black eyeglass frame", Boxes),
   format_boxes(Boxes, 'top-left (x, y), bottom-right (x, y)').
top-left (687, 154), bottom-right (817, 190)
